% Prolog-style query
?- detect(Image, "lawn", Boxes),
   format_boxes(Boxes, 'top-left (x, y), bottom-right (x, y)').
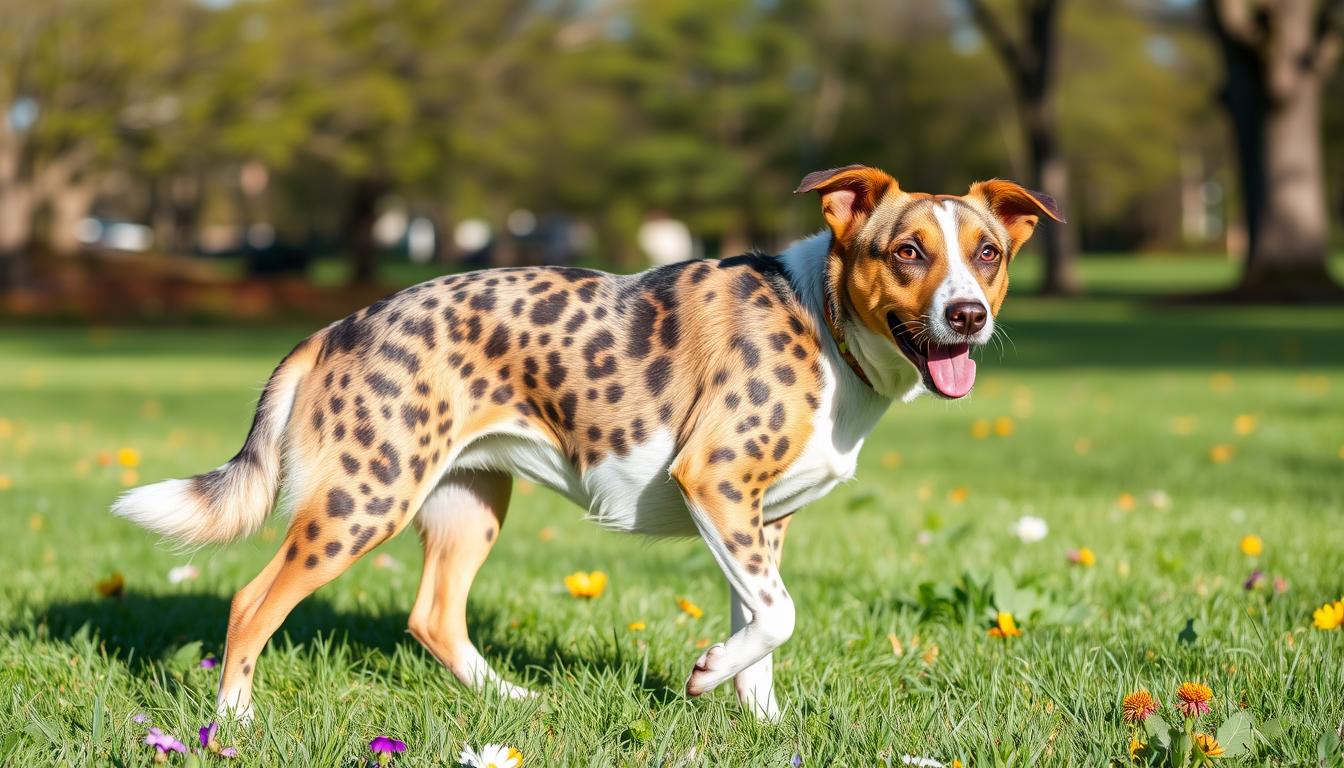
top-left (1, 259), bottom-right (1343, 766)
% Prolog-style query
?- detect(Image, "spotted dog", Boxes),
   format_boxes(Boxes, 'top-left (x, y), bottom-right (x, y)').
top-left (114, 165), bottom-right (1062, 721)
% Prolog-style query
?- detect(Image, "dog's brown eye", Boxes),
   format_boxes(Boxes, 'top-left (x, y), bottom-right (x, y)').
top-left (895, 245), bottom-right (920, 261)
top-left (978, 244), bottom-right (1000, 262)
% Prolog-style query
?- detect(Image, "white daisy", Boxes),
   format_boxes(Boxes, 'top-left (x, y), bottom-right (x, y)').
top-left (1012, 515), bottom-right (1048, 543)
top-left (459, 742), bottom-right (522, 768)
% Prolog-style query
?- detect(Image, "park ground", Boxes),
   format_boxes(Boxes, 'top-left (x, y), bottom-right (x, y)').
top-left (1, 255), bottom-right (1343, 765)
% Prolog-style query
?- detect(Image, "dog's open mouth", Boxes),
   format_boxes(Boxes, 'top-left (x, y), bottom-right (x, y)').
top-left (887, 312), bottom-right (976, 399)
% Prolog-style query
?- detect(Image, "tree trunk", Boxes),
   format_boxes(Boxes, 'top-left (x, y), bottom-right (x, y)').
top-left (0, 129), bottom-right (34, 289)
top-left (1022, 94), bottom-right (1081, 295)
top-left (1206, 0), bottom-right (1342, 300)
top-left (46, 177), bottom-right (98, 257)
top-left (345, 177), bottom-right (383, 286)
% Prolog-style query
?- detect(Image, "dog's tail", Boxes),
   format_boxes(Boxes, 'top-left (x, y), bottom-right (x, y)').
top-left (112, 335), bottom-right (323, 546)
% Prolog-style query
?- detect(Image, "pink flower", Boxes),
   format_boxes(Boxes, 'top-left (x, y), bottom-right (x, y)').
top-left (144, 727), bottom-right (187, 758)
top-left (200, 656), bottom-right (218, 669)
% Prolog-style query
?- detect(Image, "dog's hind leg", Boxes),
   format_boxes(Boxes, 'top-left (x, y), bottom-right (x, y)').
top-left (731, 515), bottom-right (792, 721)
top-left (408, 469), bottom-right (534, 699)
top-left (216, 479), bottom-right (412, 720)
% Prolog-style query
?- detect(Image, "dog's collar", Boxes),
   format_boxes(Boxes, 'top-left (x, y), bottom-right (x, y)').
top-left (821, 286), bottom-right (874, 389)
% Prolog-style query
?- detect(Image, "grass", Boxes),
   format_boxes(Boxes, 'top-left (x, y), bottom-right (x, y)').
top-left (2, 258), bottom-right (1343, 766)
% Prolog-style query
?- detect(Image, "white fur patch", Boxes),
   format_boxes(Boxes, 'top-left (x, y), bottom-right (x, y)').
top-left (930, 201), bottom-right (994, 344)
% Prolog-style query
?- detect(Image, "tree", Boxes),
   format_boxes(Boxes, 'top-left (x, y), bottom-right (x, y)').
top-left (1204, 0), bottom-right (1343, 298)
top-left (964, 0), bottom-right (1080, 295)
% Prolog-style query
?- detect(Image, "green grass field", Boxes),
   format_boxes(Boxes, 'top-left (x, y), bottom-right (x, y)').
top-left (2, 259), bottom-right (1343, 766)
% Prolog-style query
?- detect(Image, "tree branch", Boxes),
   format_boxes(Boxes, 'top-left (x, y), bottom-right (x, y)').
top-left (1310, 0), bottom-right (1344, 73)
top-left (964, 0), bottom-right (1023, 71)
top-left (1204, 0), bottom-right (1267, 51)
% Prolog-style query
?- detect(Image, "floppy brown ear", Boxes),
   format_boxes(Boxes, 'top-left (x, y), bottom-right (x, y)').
top-left (795, 165), bottom-right (897, 241)
top-left (970, 179), bottom-right (1065, 251)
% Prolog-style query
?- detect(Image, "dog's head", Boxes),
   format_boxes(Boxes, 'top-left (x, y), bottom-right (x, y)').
top-left (796, 164), bottom-right (1064, 401)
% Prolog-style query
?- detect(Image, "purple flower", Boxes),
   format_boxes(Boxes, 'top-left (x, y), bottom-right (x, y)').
top-left (200, 721), bottom-right (218, 749)
top-left (132, 713), bottom-right (149, 724)
top-left (200, 656), bottom-right (218, 669)
top-left (369, 736), bottom-right (406, 755)
top-left (220, 746), bottom-right (238, 758)
top-left (1243, 569), bottom-right (1263, 590)
top-left (145, 727), bottom-right (187, 754)
top-left (791, 754), bottom-right (803, 767)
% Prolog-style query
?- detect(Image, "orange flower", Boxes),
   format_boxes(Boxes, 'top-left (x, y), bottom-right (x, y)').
top-left (1121, 690), bottom-right (1159, 723)
top-left (1175, 681), bottom-right (1213, 717)
top-left (96, 572), bottom-right (125, 599)
top-left (676, 597), bottom-right (703, 619)
top-left (1193, 732), bottom-right (1225, 757)
top-left (987, 612), bottom-right (1021, 638)
top-left (563, 570), bottom-right (607, 599)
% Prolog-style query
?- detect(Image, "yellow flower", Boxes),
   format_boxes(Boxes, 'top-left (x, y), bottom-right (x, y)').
top-left (1116, 492), bottom-right (1136, 511)
top-left (1121, 690), bottom-right (1159, 723)
top-left (627, 620), bottom-right (646, 631)
top-left (116, 447), bottom-right (141, 468)
top-left (1313, 599), bottom-right (1344, 630)
top-left (993, 416), bottom-right (1015, 437)
top-left (563, 570), bottom-right (607, 599)
top-left (507, 746), bottom-right (524, 766)
top-left (1128, 736), bottom-right (1146, 761)
top-left (676, 597), bottom-right (703, 619)
top-left (881, 451), bottom-right (902, 469)
top-left (1209, 444), bottom-right (1235, 463)
top-left (537, 527), bottom-right (556, 542)
top-left (1233, 414), bottom-right (1257, 435)
top-left (0, 474), bottom-right (11, 491)
top-left (120, 469), bottom-right (140, 487)
top-left (1239, 534), bottom-right (1263, 557)
top-left (969, 419), bottom-right (991, 439)
top-left (949, 487), bottom-right (969, 503)
top-left (1068, 547), bottom-right (1096, 567)
top-left (987, 611), bottom-right (1021, 638)
top-left (95, 572), bottom-right (125, 598)
top-left (1210, 372), bottom-right (1234, 392)
top-left (1193, 732), bottom-right (1225, 757)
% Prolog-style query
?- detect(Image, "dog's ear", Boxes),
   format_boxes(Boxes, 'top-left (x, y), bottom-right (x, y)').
top-left (968, 179), bottom-right (1065, 252)
top-left (795, 165), bottom-right (896, 241)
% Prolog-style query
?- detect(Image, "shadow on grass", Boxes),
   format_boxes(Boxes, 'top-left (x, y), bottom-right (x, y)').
top-left (21, 592), bottom-right (685, 705)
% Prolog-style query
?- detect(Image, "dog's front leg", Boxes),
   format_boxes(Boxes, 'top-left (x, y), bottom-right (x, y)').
top-left (730, 516), bottom-right (792, 720)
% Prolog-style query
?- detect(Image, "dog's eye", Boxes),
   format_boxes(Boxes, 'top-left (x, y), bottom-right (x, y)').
top-left (895, 245), bottom-right (921, 262)
top-left (978, 244), bottom-right (1000, 262)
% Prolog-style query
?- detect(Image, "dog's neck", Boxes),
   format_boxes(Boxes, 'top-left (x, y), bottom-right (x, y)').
top-left (778, 232), bottom-right (924, 404)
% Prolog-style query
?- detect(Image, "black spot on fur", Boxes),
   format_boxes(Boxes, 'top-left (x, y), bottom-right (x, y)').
top-left (747, 378), bottom-right (770, 406)
top-left (583, 330), bottom-right (617, 378)
top-left (645, 355), bottom-right (673, 396)
top-left (325, 541), bottom-right (343, 558)
top-left (530, 292), bottom-right (569, 325)
top-left (709, 448), bottom-right (736, 463)
top-left (369, 442), bottom-right (401, 485)
top-left (305, 520), bottom-right (320, 541)
top-left (483, 325), bottom-right (511, 358)
top-left (769, 402), bottom-right (786, 432)
top-left (340, 453), bottom-right (360, 475)
top-left (366, 373), bottom-right (401, 398)
top-left (354, 423), bottom-right (375, 447)
top-left (367, 496), bottom-right (394, 515)
top-left (378, 342), bottom-right (420, 374)
top-left (772, 436), bottom-right (791, 461)
top-left (719, 481), bottom-right (744, 502)
top-left (545, 351), bottom-right (568, 388)
top-left (327, 488), bottom-right (354, 518)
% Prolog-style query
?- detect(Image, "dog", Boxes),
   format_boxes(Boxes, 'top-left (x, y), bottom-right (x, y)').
top-left (113, 164), bottom-right (1062, 721)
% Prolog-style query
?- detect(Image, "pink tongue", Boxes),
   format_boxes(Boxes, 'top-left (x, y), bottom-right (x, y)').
top-left (926, 343), bottom-right (976, 398)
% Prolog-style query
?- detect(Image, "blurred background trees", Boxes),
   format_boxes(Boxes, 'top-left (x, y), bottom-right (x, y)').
top-left (0, 0), bottom-right (1340, 308)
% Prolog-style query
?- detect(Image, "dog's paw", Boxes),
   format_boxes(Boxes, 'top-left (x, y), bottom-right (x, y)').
top-left (684, 643), bottom-right (729, 697)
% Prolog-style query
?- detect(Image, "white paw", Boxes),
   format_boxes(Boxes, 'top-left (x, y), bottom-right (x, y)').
top-left (685, 643), bottom-right (730, 697)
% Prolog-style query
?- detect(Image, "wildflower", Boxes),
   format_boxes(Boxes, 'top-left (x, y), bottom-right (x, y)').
top-left (1175, 682), bottom-right (1213, 718)
top-left (0, 474), bottom-right (11, 491)
top-left (993, 416), bottom-right (1015, 437)
top-left (117, 447), bottom-right (141, 468)
top-left (1145, 489), bottom-right (1172, 509)
top-left (144, 728), bottom-right (187, 762)
top-left (369, 736), bottom-right (407, 765)
top-left (459, 743), bottom-right (523, 768)
top-left (373, 553), bottom-right (400, 570)
top-left (200, 656), bottom-right (218, 669)
top-left (676, 597), bottom-right (703, 619)
top-left (96, 572), bottom-right (125, 598)
top-left (1209, 444), bottom-right (1235, 463)
top-left (1239, 534), bottom-right (1262, 557)
top-left (1233, 414), bottom-right (1257, 435)
top-left (1116, 492), bottom-right (1136, 511)
top-left (1193, 732), bottom-right (1225, 757)
top-left (881, 451), bottom-right (902, 469)
top-left (1067, 547), bottom-right (1096, 567)
top-left (1242, 570), bottom-right (1263, 591)
top-left (198, 721), bottom-right (237, 756)
top-left (948, 487), bottom-right (969, 503)
top-left (1313, 599), bottom-right (1344, 630)
top-left (987, 612), bottom-right (1021, 639)
top-left (791, 755), bottom-right (803, 767)
top-left (900, 756), bottom-right (944, 767)
top-left (563, 570), bottom-right (607, 599)
top-left (221, 747), bottom-right (238, 757)
top-left (537, 527), bottom-right (556, 542)
top-left (1128, 736), bottom-right (1146, 761)
top-left (970, 419), bottom-right (990, 439)
top-left (168, 565), bottom-right (199, 584)
top-left (121, 469), bottom-right (140, 486)
top-left (1121, 690), bottom-right (1159, 723)
top-left (1012, 515), bottom-right (1048, 543)
top-left (132, 713), bottom-right (149, 724)
top-left (627, 620), bottom-right (646, 631)
top-left (1273, 575), bottom-right (1289, 593)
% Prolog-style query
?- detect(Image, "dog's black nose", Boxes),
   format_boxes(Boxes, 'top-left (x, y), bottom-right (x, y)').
top-left (945, 301), bottom-right (987, 335)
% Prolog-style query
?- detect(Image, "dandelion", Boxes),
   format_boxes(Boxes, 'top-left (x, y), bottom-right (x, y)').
top-left (1175, 682), bottom-right (1213, 718)
top-left (1067, 547), bottom-right (1096, 567)
top-left (369, 736), bottom-right (407, 765)
top-left (1233, 414), bottom-right (1256, 435)
top-left (1239, 534), bottom-right (1262, 557)
top-left (563, 570), bottom-right (607, 599)
top-left (1209, 444), bottom-right (1235, 464)
top-left (96, 572), bottom-right (125, 599)
top-left (1115, 492), bottom-right (1136, 511)
top-left (993, 416), bottom-right (1015, 437)
top-left (1193, 732), bottom-right (1225, 757)
top-left (1313, 599), bottom-right (1344, 630)
top-left (1121, 690), bottom-right (1159, 723)
top-left (987, 612), bottom-right (1021, 639)
top-left (0, 474), bottom-right (11, 491)
top-left (1012, 515), bottom-right (1048, 543)
top-left (144, 728), bottom-right (187, 763)
top-left (117, 447), bottom-right (141, 468)
top-left (627, 620), bottom-right (646, 631)
top-left (458, 743), bottom-right (522, 768)
top-left (969, 419), bottom-right (991, 439)
top-left (948, 487), bottom-right (969, 503)
top-left (676, 597), bottom-right (704, 619)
